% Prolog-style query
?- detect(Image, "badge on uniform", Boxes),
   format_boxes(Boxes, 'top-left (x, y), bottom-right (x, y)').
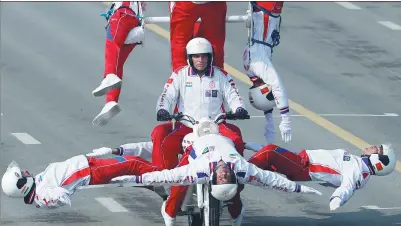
top-left (205, 90), bottom-right (218, 97)
top-left (343, 153), bottom-right (351, 161)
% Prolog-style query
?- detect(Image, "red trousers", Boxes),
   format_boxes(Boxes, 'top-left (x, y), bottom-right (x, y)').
top-left (104, 8), bottom-right (140, 103)
top-left (151, 122), bottom-right (245, 170)
top-left (88, 156), bottom-right (159, 185)
top-left (248, 144), bottom-right (311, 181)
top-left (165, 147), bottom-right (245, 219)
top-left (169, 2), bottom-right (226, 71)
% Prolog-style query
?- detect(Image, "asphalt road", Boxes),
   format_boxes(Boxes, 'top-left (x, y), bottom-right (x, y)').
top-left (1, 2), bottom-right (401, 226)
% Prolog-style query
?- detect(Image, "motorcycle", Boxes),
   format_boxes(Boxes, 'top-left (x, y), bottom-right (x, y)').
top-left (164, 112), bottom-right (250, 226)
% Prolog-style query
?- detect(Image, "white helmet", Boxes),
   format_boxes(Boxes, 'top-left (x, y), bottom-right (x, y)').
top-left (369, 143), bottom-right (396, 176)
top-left (192, 117), bottom-right (219, 138)
top-left (211, 184), bottom-right (238, 201)
top-left (186, 37), bottom-right (213, 68)
top-left (249, 83), bottom-right (276, 111)
top-left (1, 161), bottom-right (34, 198)
top-left (182, 132), bottom-right (196, 152)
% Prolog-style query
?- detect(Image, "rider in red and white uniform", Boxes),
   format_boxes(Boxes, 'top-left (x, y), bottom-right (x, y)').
top-left (1, 153), bottom-right (158, 208)
top-left (92, 1), bottom-right (146, 127)
top-left (152, 37), bottom-right (248, 170)
top-left (243, 2), bottom-right (292, 144)
top-left (247, 142), bottom-right (397, 211)
top-left (169, 1), bottom-right (226, 71)
top-left (112, 132), bottom-right (322, 226)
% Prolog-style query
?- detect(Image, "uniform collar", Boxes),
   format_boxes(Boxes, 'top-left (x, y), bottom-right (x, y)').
top-left (189, 66), bottom-right (214, 77)
top-left (361, 156), bottom-right (375, 175)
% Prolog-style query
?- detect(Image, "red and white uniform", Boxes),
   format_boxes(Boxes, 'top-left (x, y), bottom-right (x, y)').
top-left (152, 66), bottom-right (246, 170)
top-left (129, 134), bottom-right (302, 218)
top-left (248, 144), bottom-right (372, 206)
top-left (32, 154), bottom-right (158, 209)
top-left (169, 1), bottom-right (227, 71)
top-left (243, 2), bottom-right (288, 113)
top-left (103, 1), bottom-right (144, 103)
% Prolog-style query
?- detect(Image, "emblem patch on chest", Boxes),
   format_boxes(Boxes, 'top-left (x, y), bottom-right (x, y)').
top-left (205, 90), bottom-right (218, 97)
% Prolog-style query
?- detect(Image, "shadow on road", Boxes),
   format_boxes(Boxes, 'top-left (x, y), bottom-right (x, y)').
top-left (243, 209), bottom-right (401, 226)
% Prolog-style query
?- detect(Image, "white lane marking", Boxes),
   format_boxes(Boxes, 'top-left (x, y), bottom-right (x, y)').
top-left (95, 197), bottom-right (129, 213)
top-left (11, 133), bottom-right (41, 144)
top-left (335, 2), bottom-right (361, 10)
top-left (361, 205), bottom-right (401, 210)
top-left (250, 113), bottom-right (399, 118)
top-left (384, 113), bottom-right (399, 116)
top-left (377, 21), bottom-right (401, 30)
top-left (1, 113), bottom-right (3, 116)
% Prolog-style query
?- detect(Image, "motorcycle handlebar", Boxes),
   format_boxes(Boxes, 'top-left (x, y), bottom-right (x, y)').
top-left (163, 112), bottom-right (250, 125)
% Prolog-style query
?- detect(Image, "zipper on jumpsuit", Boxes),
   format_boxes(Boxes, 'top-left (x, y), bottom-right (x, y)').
top-left (199, 76), bottom-right (203, 119)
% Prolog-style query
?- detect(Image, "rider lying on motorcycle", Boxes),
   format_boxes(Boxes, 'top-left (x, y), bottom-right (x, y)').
top-left (110, 121), bottom-right (322, 226)
top-left (245, 142), bottom-right (397, 211)
top-left (151, 37), bottom-right (249, 171)
top-left (89, 130), bottom-right (397, 215)
top-left (1, 153), bottom-right (159, 209)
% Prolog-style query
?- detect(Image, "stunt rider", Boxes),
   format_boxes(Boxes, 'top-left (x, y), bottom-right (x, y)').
top-left (92, 1), bottom-right (146, 126)
top-left (151, 37), bottom-right (249, 171)
top-left (112, 123), bottom-right (322, 226)
top-left (169, 1), bottom-right (227, 71)
top-left (243, 2), bottom-right (292, 144)
top-left (246, 142), bottom-right (397, 211)
top-left (1, 153), bottom-right (158, 209)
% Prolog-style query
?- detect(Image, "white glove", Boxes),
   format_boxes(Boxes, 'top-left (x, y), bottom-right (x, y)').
top-left (86, 147), bottom-right (113, 157)
top-left (264, 112), bottom-right (276, 144)
top-left (279, 113), bottom-right (291, 143)
top-left (110, 175), bottom-right (138, 184)
top-left (329, 197), bottom-right (342, 211)
top-left (297, 184), bottom-right (323, 196)
top-left (59, 193), bottom-right (72, 207)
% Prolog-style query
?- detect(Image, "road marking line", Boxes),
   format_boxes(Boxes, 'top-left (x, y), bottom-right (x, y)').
top-left (361, 205), bottom-right (401, 210)
top-left (251, 113), bottom-right (399, 118)
top-left (102, 2), bottom-right (401, 173)
top-left (335, 2), bottom-right (362, 10)
top-left (377, 21), bottom-right (401, 31)
top-left (95, 197), bottom-right (129, 213)
top-left (11, 133), bottom-right (41, 144)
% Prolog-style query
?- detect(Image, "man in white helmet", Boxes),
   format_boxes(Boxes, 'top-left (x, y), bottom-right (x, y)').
top-left (243, 2), bottom-right (292, 144)
top-left (245, 142), bottom-right (397, 211)
top-left (151, 37), bottom-right (249, 172)
top-left (112, 121), bottom-right (323, 226)
top-left (1, 151), bottom-right (160, 209)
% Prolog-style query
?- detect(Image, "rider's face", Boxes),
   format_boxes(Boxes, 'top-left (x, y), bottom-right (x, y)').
top-left (215, 164), bottom-right (231, 185)
top-left (363, 145), bottom-right (383, 155)
top-left (191, 54), bottom-right (209, 71)
top-left (21, 170), bottom-right (33, 177)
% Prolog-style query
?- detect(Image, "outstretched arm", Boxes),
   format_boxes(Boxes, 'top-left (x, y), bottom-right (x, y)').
top-left (35, 186), bottom-right (72, 209)
top-left (111, 159), bottom-right (210, 186)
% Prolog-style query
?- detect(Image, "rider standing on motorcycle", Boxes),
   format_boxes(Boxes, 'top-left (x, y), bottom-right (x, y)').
top-left (152, 37), bottom-right (249, 170)
top-left (112, 129), bottom-right (322, 226)
top-left (243, 2), bottom-right (292, 144)
top-left (169, 1), bottom-right (227, 71)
